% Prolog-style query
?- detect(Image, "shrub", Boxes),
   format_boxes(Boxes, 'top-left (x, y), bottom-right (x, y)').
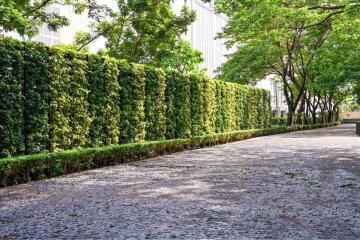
top-left (271, 117), bottom-right (288, 126)
top-left (23, 41), bottom-right (50, 154)
top-left (0, 38), bottom-right (25, 157)
top-left (144, 66), bottom-right (167, 141)
top-left (118, 61), bottom-right (146, 143)
top-left (48, 48), bottom-right (91, 151)
top-left (87, 55), bottom-right (120, 147)
top-left (165, 71), bottom-right (192, 139)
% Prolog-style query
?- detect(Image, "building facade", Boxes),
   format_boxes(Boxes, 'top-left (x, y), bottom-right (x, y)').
top-left (256, 76), bottom-right (288, 117)
top-left (173, 0), bottom-right (229, 76)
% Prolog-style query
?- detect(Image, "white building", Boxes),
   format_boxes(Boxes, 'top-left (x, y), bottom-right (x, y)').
top-left (173, 0), bottom-right (229, 76)
top-left (256, 76), bottom-right (288, 117)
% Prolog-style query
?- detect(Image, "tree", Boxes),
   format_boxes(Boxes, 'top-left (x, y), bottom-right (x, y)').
top-left (76, 0), bottom-right (203, 72)
top-left (0, 0), bottom-right (87, 37)
top-left (309, 19), bottom-right (360, 122)
top-left (216, 0), bottom-right (360, 125)
top-left (160, 40), bottom-right (204, 74)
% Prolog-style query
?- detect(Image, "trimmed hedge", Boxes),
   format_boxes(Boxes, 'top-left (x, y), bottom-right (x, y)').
top-left (144, 65), bottom-right (167, 141)
top-left (0, 122), bottom-right (340, 187)
top-left (342, 119), bottom-right (360, 124)
top-left (0, 39), bottom-right (25, 157)
top-left (271, 117), bottom-right (288, 126)
top-left (271, 116), bottom-right (326, 126)
top-left (87, 55), bottom-right (120, 147)
top-left (0, 37), bottom-right (271, 158)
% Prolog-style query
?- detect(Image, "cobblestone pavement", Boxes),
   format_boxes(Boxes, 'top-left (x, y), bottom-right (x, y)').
top-left (1, 124), bottom-right (360, 239)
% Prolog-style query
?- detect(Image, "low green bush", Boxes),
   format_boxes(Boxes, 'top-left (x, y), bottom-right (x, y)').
top-left (271, 117), bottom-right (288, 126)
top-left (271, 116), bottom-right (327, 126)
top-left (342, 119), bottom-right (360, 123)
top-left (0, 122), bottom-right (339, 187)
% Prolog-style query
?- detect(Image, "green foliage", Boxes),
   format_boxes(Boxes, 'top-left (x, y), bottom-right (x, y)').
top-left (48, 48), bottom-right (91, 151)
top-left (271, 117), bottom-right (288, 126)
top-left (0, 38), bottom-right (50, 157)
top-left (23, 41), bottom-right (50, 154)
top-left (355, 83), bottom-right (360, 105)
top-left (0, 0), bottom-right (87, 37)
top-left (67, 53), bottom-right (91, 148)
top-left (144, 66), bottom-right (167, 141)
top-left (88, 55), bottom-right (120, 147)
top-left (189, 74), bottom-right (204, 136)
top-left (161, 40), bottom-right (205, 74)
top-left (203, 79), bottom-right (217, 134)
top-left (216, 0), bottom-right (360, 124)
top-left (77, 0), bottom-right (203, 73)
top-left (48, 48), bottom-right (71, 151)
top-left (234, 85), bottom-right (245, 129)
top-left (263, 90), bottom-right (271, 128)
top-left (214, 81), bottom-right (225, 133)
top-left (166, 72), bottom-right (271, 139)
top-left (0, 37), bottom-right (271, 158)
top-left (0, 122), bottom-right (339, 187)
top-left (118, 62), bottom-right (146, 143)
top-left (165, 71), bottom-right (191, 139)
top-left (0, 38), bottom-right (24, 157)
top-left (54, 161), bottom-right (64, 176)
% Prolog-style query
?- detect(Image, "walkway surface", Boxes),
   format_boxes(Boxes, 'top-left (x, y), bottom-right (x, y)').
top-left (1, 124), bottom-right (360, 239)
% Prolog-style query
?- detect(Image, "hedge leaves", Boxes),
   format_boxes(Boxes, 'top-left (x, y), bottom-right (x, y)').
top-left (0, 37), bottom-right (271, 157)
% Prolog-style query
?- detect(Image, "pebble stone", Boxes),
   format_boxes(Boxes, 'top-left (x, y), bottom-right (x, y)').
top-left (0, 124), bottom-right (360, 239)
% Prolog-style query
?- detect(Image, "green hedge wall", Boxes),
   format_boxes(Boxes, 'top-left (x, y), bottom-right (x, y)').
top-left (48, 49), bottom-right (91, 151)
top-left (144, 66), bottom-right (167, 141)
top-left (0, 39), bottom-right (24, 157)
top-left (165, 71), bottom-right (192, 139)
top-left (23, 41), bottom-right (50, 155)
top-left (0, 37), bottom-right (271, 158)
top-left (118, 61), bottom-right (146, 143)
top-left (87, 55), bottom-right (120, 147)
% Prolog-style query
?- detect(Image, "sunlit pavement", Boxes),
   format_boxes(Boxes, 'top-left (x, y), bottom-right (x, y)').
top-left (1, 124), bottom-right (359, 239)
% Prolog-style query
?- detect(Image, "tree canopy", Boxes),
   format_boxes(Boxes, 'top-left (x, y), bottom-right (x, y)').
top-left (0, 0), bottom-right (87, 37)
top-left (0, 0), bottom-right (205, 73)
top-left (75, 0), bottom-right (204, 73)
top-left (216, 0), bottom-right (360, 124)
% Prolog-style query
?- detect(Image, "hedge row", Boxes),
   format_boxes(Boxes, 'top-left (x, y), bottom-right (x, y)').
top-left (0, 37), bottom-right (271, 158)
top-left (271, 116), bottom-right (326, 126)
top-left (271, 117), bottom-right (288, 126)
top-left (0, 122), bottom-right (340, 187)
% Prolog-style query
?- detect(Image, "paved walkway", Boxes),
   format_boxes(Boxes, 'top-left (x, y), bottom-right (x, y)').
top-left (1, 124), bottom-right (360, 239)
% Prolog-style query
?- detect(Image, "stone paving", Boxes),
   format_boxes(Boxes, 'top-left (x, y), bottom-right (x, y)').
top-left (0, 124), bottom-right (360, 239)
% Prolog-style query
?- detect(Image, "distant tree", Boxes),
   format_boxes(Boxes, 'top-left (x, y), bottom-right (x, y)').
top-left (309, 21), bottom-right (360, 121)
top-left (215, 0), bottom-right (360, 125)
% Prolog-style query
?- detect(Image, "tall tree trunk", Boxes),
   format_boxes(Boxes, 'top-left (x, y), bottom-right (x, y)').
top-left (328, 111), bottom-right (333, 123)
top-left (311, 110), bottom-right (317, 124)
top-left (305, 101), bottom-right (310, 125)
top-left (287, 107), bottom-right (293, 126)
top-left (327, 95), bottom-right (333, 123)
top-left (282, 75), bottom-right (295, 126)
top-left (297, 93), bottom-right (306, 124)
